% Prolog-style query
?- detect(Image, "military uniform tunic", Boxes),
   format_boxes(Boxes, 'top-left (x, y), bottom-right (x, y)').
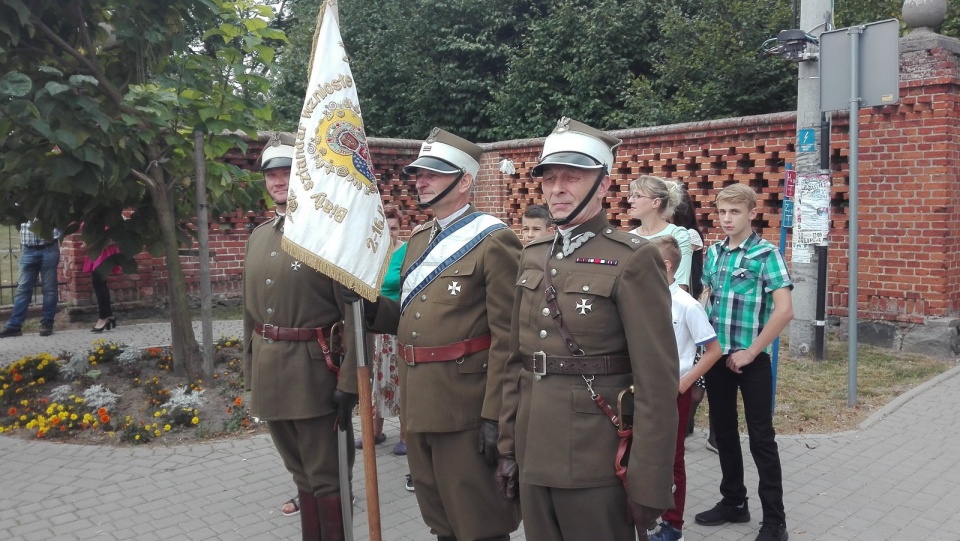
top-left (371, 204), bottom-right (522, 540)
top-left (499, 211), bottom-right (679, 539)
top-left (242, 216), bottom-right (357, 494)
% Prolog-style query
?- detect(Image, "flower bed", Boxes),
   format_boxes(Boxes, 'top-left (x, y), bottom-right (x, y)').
top-left (0, 336), bottom-right (262, 445)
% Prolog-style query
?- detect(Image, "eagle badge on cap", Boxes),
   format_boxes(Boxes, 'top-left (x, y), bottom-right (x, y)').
top-left (426, 127), bottom-right (442, 143)
top-left (554, 117), bottom-right (571, 134)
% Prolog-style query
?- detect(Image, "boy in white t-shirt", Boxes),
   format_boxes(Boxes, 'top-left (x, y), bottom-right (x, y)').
top-left (648, 236), bottom-right (723, 541)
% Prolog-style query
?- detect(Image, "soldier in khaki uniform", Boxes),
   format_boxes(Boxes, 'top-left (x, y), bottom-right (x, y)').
top-left (496, 118), bottom-right (680, 541)
top-left (242, 135), bottom-right (359, 541)
top-left (366, 129), bottom-right (522, 541)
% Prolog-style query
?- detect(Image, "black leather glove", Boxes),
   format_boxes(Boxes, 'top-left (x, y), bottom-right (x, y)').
top-left (338, 285), bottom-right (378, 317)
top-left (331, 389), bottom-right (358, 431)
top-left (478, 419), bottom-right (499, 466)
top-left (495, 452), bottom-right (519, 502)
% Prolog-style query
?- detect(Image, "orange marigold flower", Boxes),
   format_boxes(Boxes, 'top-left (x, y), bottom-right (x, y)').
top-left (97, 407), bottom-right (108, 416)
top-left (234, 397), bottom-right (242, 406)
top-left (100, 414), bottom-right (110, 424)
top-left (13, 373), bottom-right (22, 382)
top-left (51, 417), bottom-right (61, 426)
top-left (8, 407), bottom-right (16, 416)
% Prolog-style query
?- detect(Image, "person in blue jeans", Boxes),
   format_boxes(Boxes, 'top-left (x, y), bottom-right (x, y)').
top-left (0, 222), bottom-right (61, 337)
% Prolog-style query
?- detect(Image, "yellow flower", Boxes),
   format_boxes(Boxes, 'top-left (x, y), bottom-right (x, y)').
top-left (70, 414), bottom-right (78, 421)
top-left (98, 349), bottom-right (104, 354)
top-left (135, 434), bottom-right (140, 440)
top-left (89, 356), bottom-right (96, 362)
top-left (20, 399), bottom-right (28, 406)
top-left (154, 430), bottom-right (161, 437)
top-left (37, 377), bottom-right (45, 384)
top-left (191, 417), bottom-right (199, 425)
top-left (19, 415), bottom-right (26, 421)
top-left (153, 411), bottom-right (161, 418)
top-left (164, 424), bottom-right (171, 431)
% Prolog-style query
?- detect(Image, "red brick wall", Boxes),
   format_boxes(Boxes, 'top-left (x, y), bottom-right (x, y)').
top-left (57, 38), bottom-right (960, 326)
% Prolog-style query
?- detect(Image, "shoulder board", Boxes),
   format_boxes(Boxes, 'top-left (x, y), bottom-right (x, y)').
top-left (526, 233), bottom-right (554, 247)
top-left (603, 228), bottom-right (646, 251)
top-left (251, 216), bottom-right (278, 233)
top-left (409, 220), bottom-right (434, 238)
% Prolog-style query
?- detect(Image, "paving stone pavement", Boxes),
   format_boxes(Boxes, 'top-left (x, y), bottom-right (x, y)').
top-left (2, 322), bottom-right (960, 540)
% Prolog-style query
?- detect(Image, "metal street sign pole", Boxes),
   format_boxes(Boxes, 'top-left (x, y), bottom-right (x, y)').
top-left (846, 26), bottom-right (862, 407)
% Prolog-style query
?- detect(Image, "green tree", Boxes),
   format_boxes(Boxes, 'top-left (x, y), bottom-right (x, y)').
top-left (616, 0), bottom-right (795, 127)
top-left (0, 0), bottom-right (284, 376)
top-left (272, 0), bottom-right (539, 141)
top-left (488, 0), bottom-right (660, 139)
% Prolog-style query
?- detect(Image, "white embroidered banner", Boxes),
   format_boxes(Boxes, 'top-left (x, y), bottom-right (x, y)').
top-left (281, 0), bottom-right (389, 301)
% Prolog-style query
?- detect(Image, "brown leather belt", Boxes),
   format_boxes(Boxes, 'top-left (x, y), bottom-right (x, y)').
top-left (523, 351), bottom-right (631, 376)
top-left (399, 334), bottom-right (492, 366)
top-left (254, 322), bottom-right (333, 341)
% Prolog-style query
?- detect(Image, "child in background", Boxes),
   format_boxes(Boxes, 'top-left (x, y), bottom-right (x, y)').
top-left (648, 236), bottom-right (723, 541)
top-left (520, 204), bottom-right (554, 245)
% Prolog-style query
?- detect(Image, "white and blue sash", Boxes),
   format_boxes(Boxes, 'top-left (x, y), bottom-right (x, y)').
top-left (400, 212), bottom-right (507, 314)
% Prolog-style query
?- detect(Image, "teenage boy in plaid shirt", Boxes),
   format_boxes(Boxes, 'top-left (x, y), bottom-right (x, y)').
top-left (694, 184), bottom-right (794, 541)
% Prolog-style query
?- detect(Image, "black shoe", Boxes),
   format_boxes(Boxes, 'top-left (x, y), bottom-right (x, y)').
top-left (0, 326), bottom-right (22, 338)
top-left (695, 500), bottom-right (750, 526)
top-left (91, 317), bottom-right (116, 333)
top-left (39, 323), bottom-right (53, 336)
top-left (404, 474), bottom-right (415, 493)
top-left (756, 522), bottom-right (788, 541)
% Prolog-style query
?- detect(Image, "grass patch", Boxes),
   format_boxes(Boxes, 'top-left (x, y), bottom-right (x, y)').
top-left (692, 337), bottom-right (957, 435)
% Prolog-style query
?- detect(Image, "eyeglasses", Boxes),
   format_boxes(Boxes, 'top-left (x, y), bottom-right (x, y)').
top-left (628, 194), bottom-right (656, 201)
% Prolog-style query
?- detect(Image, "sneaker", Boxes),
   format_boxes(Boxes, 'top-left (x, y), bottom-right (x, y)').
top-left (705, 434), bottom-right (718, 453)
top-left (392, 441), bottom-right (407, 456)
top-left (695, 500), bottom-right (750, 526)
top-left (0, 326), bottom-right (22, 338)
top-left (650, 522), bottom-right (684, 541)
top-left (39, 323), bottom-right (53, 336)
top-left (404, 474), bottom-right (415, 493)
top-left (756, 522), bottom-right (788, 541)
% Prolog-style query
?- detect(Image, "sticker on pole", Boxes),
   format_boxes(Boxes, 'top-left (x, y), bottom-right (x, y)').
top-left (797, 128), bottom-right (816, 153)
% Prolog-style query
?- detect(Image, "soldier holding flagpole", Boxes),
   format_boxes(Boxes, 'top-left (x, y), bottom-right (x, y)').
top-left (364, 129), bottom-right (523, 541)
top-left (242, 133), bottom-right (360, 541)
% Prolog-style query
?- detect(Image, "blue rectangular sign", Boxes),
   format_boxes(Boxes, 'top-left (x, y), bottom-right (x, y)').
top-left (797, 128), bottom-right (816, 153)
top-left (782, 200), bottom-right (795, 228)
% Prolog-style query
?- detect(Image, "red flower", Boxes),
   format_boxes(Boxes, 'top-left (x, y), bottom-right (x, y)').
top-left (97, 407), bottom-right (107, 416)
top-left (7, 407), bottom-right (16, 416)
top-left (234, 397), bottom-right (243, 406)
top-left (100, 414), bottom-right (110, 424)
top-left (12, 373), bottom-right (22, 382)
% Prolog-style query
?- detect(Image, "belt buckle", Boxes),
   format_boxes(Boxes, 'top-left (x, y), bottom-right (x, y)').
top-left (403, 344), bottom-right (417, 366)
top-left (261, 324), bottom-right (275, 340)
top-left (532, 351), bottom-right (548, 377)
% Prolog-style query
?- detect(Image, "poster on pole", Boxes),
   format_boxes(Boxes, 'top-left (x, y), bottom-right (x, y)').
top-left (791, 173), bottom-right (830, 262)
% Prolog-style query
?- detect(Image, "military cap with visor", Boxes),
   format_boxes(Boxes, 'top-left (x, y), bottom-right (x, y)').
top-left (403, 128), bottom-right (483, 181)
top-left (531, 117), bottom-right (622, 177)
top-left (260, 132), bottom-right (296, 171)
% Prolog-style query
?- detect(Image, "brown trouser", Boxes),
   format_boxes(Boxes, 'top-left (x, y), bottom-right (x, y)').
top-left (407, 429), bottom-right (520, 541)
top-left (268, 413), bottom-right (354, 495)
top-left (520, 482), bottom-right (635, 541)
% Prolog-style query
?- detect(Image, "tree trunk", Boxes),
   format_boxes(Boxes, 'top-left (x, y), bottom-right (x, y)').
top-left (146, 150), bottom-right (203, 377)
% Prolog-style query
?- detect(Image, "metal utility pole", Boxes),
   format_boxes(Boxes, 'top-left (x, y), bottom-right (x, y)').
top-left (788, 0), bottom-right (832, 357)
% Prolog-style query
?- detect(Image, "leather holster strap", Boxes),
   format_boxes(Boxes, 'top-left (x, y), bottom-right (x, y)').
top-left (399, 334), bottom-right (492, 365)
top-left (523, 352), bottom-right (632, 376)
top-left (254, 322), bottom-right (332, 341)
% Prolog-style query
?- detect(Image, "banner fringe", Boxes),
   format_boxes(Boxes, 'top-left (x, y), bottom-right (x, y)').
top-left (281, 236), bottom-right (389, 303)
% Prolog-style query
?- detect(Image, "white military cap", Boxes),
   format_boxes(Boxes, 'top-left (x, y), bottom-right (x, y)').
top-left (403, 128), bottom-right (483, 180)
top-left (531, 117), bottom-right (622, 176)
top-left (260, 133), bottom-right (295, 171)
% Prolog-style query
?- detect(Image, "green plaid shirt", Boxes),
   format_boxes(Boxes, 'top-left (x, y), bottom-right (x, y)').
top-left (703, 232), bottom-right (792, 354)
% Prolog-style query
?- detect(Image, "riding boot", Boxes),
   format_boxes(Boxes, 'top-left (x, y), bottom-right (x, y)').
top-left (299, 491), bottom-right (321, 541)
top-left (317, 494), bottom-right (347, 541)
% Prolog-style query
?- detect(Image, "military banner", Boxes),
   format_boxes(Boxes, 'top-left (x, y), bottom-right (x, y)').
top-left (281, 0), bottom-right (389, 301)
